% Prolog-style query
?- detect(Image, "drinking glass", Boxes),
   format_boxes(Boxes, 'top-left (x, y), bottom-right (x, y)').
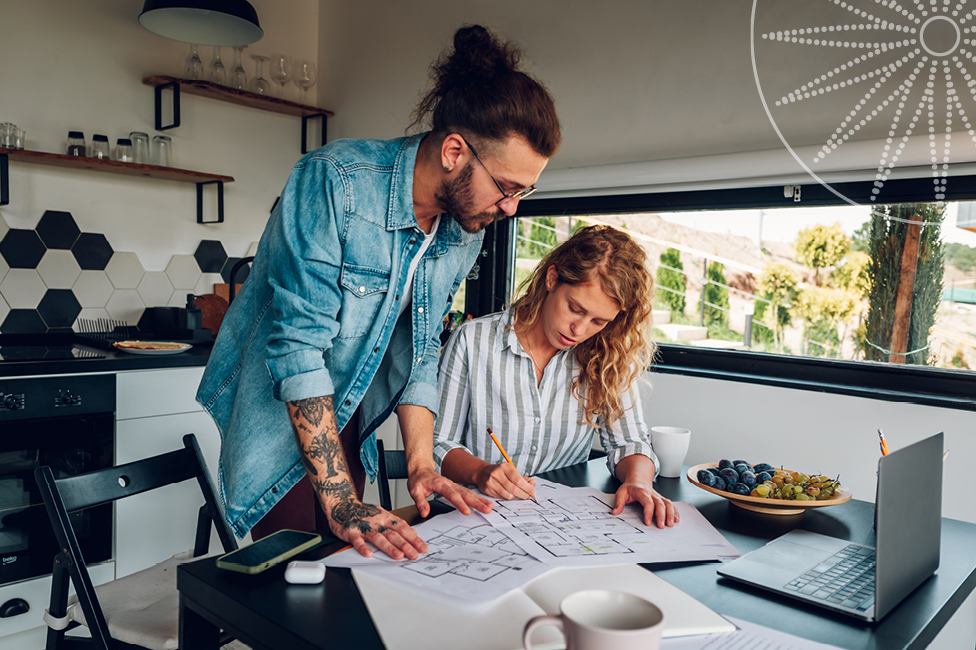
top-left (209, 46), bottom-right (226, 85)
top-left (185, 44), bottom-right (204, 80)
top-left (0, 123), bottom-right (14, 149)
top-left (293, 59), bottom-right (316, 104)
top-left (151, 135), bottom-right (173, 167)
top-left (231, 46), bottom-right (248, 90)
top-left (129, 132), bottom-right (149, 164)
top-left (269, 54), bottom-right (291, 100)
top-left (248, 55), bottom-right (271, 95)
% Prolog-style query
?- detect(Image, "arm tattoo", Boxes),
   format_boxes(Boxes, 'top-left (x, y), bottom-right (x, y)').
top-left (290, 396), bottom-right (331, 427)
top-left (312, 478), bottom-right (355, 501)
top-left (331, 500), bottom-right (382, 534)
top-left (307, 434), bottom-right (348, 478)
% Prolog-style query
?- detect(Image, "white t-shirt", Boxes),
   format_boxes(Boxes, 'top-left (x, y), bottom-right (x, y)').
top-left (399, 214), bottom-right (441, 318)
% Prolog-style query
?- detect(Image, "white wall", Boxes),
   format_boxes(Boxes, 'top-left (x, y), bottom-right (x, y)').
top-left (1, 0), bottom-right (319, 270)
top-left (643, 372), bottom-right (976, 524)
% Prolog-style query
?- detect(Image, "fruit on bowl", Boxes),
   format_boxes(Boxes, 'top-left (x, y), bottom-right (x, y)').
top-left (686, 460), bottom-right (853, 515)
top-left (696, 459), bottom-right (842, 502)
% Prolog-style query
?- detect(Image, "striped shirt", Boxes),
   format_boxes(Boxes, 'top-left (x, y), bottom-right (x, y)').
top-left (433, 309), bottom-right (658, 479)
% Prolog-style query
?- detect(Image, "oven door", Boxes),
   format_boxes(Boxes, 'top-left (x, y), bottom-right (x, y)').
top-left (0, 413), bottom-right (113, 585)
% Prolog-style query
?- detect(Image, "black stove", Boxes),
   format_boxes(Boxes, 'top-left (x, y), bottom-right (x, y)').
top-left (0, 333), bottom-right (106, 363)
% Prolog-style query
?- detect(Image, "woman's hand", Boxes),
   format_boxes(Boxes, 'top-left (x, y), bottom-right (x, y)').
top-left (476, 462), bottom-right (537, 500)
top-left (611, 481), bottom-right (679, 528)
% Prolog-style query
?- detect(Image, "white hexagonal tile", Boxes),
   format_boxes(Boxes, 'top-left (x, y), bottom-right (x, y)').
top-left (167, 291), bottom-right (190, 307)
top-left (0, 269), bottom-right (47, 309)
top-left (165, 254), bottom-right (202, 290)
top-left (247, 241), bottom-right (259, 257)
top-left (0, 254), bottom-right (8, 285)
top-left (0, 294), bottom-right (9, 325)
top-left (105, 289), bottom-right (145, 325)
top-left (72, 270), bottom-right (114, 308)
top-left (0, 214), bottom-right (8, 243)
top-left (137, 272), bottom-right (174, 307)
top-left (194, 273), bottom-right (225, 296)
top-left (74, 308), bottom-right (110, 330)
top-left (105, 252), bottom-right (145, 290)
top-left (37, 249), bottom-right (82, 289)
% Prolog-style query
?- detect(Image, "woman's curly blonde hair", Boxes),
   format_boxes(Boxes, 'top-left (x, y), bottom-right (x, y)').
top-left (512, 224), bottom-right (657, 430)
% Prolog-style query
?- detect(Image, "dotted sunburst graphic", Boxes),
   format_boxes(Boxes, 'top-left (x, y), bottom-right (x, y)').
top-left (752, 0), bottom-right (976, 206)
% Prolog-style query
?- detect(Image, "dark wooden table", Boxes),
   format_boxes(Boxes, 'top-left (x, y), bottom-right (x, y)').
top-left (178, 460), bottom-right (976, 650)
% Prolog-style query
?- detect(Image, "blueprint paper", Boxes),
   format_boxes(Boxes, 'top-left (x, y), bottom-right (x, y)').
top-left (661, 616), bottom-right (844, 650)
top-left (322, 509), bottom-right (553, 603)
top-left (478, 484), bottom-right (740, 566)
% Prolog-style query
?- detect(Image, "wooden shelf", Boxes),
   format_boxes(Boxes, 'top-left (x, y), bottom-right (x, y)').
top-left (143, 75), bottom-right (333, 118)
top-left (0, 148), bottom-right (234, 184)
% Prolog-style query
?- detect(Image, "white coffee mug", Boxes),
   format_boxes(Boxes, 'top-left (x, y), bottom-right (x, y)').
top-left (650, 426), bottom-right (691, 478)
top-left (523, 589), bottom-right (665, 650)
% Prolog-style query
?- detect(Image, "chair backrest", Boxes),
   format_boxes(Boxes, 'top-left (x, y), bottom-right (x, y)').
top-left (35, 433), bottom-right (238, 650)
top-left (376, 438), bottom-right (408, 511)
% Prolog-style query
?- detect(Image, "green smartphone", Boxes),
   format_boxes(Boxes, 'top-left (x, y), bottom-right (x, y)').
top-left (216, 529), bottom-right (323, 575)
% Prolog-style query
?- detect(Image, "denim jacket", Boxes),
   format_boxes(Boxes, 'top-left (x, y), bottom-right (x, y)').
top-left (197, 134), bottom-right (484, 538)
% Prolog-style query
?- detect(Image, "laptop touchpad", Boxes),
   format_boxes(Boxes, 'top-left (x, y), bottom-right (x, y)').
top-left (748, 540), bottom-right (833, 573)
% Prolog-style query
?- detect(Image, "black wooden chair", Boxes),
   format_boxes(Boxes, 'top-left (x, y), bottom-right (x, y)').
top-left (35, 434), bottom-right (239, 650)
top-left (376, 439), bottom-right (408, 511)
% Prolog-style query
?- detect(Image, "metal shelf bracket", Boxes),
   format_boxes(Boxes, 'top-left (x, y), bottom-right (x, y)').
top-left (196, 180), bottom-right (224, 224)
top-left (155, 81), bottom-right (181, 131)
top-left (1, 154), bottom-right (8, 206)
top-left (301, 113), bottom-right (328, 154)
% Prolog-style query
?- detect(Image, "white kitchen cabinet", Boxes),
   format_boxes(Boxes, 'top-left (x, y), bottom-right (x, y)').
top-left (115, 367), bottom-right (227, 579)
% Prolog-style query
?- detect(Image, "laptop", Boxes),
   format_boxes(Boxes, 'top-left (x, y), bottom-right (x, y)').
top-left (717, 432), bottom-right (943, 622)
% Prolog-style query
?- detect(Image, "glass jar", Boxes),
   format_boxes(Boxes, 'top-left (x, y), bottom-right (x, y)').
top-left (91, 134), bottom-right (110, 160)
top-left (151, 135), bottom-right (173, 167)
top-left (115, 138), bottom-right (134, 163)
top-left (129, 132), bottom-right (149, 164)
top-left (66, 131), bottom-right (86, 156)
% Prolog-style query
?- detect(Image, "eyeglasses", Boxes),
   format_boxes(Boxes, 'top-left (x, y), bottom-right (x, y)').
top-left (463, 138), bottom-right (537, 206)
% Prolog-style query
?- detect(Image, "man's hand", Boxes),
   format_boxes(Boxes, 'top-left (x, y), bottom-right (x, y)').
top-left (611, 481), bottom-right (679, 528)
top-left (476, 463), bottom-right (537, 501)
top-left (407, 467), bottom-right (494, 518)
top-left (320, 490), bottom-right (428, 560)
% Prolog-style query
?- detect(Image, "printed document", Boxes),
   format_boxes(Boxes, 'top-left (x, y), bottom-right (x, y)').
top-left (479, 484), bottom-right (739, 566)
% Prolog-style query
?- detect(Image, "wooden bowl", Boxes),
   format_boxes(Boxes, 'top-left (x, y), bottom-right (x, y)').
top-left (686, 462), bottom-right (853, 516)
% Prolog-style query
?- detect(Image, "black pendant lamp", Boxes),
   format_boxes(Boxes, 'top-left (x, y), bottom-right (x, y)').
top-left (138, 0), bottom-right (264, 46)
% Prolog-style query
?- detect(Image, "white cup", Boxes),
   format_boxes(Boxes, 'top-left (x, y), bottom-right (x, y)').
top-left (651, 426), bottom-right (691, 478)
top-left (523, 589), bottom-right (665, 650)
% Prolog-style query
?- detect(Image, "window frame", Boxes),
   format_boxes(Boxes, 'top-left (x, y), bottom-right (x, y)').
top-left (467, 175), bottom-right (976, 413)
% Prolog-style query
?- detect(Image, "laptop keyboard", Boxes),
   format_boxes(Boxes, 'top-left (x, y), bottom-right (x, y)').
top-left (784, 544), bottom-right (877, 611)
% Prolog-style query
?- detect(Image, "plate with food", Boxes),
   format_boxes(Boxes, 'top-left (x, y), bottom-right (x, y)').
top-left (686, 460), bottom-right (852, 516)
top-left (112, 340), bottom-right (192, 356)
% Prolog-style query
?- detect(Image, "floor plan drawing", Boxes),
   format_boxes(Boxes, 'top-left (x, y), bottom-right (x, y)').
top-left (323, 510), bottom-right (553, 602)
top-left (479, 485), bottom-right (740, 566)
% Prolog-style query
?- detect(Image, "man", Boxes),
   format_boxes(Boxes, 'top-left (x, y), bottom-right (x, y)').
top-left (197, 24), bottom-right (561, 559)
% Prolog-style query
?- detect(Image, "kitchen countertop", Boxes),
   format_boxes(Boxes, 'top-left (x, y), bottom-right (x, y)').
top-left (0, 341), bottom-right (212, 378)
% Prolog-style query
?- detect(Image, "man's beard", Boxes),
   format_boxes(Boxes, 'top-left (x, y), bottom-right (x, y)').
top-left (435, 162), bottom-right (500, 234)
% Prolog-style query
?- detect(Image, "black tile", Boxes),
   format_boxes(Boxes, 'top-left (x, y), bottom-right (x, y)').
top-left (0, 229), bottom-right (46, 269)
top-left (194, 240), bottom-right (227, 274)
top-left (36, 210), bottom-right (81, 250)
top-left (221, 257), bottom-right (251, 284)
top-left (37, 289), bottom-right (82, 330)
top-left (72, 233), bottom-right (114, 270)
top-left (1, 309), bottom-right (46, 334)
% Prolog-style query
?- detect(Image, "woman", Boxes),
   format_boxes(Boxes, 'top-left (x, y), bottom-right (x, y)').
top-left (434, 225), bottom-right (678, 528)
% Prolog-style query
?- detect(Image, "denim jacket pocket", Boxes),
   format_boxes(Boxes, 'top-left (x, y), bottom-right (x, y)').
top-left (338, 263), bottom-right (391, 338)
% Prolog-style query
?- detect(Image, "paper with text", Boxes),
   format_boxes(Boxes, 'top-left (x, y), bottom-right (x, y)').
top-left (479, 484), bottom-right (740, 566)
top-left (323, 509), bottom-right (552, 603)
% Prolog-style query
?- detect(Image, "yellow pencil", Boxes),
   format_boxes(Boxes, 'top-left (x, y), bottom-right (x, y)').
top-left (487, 428), bottom-right (538, 504)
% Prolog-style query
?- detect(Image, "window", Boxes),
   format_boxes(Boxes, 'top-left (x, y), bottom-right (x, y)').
top-left (499, 180), bottom-right (976, 411)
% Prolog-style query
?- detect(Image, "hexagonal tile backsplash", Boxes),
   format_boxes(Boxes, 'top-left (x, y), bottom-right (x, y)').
top-left (0, 211), bottom-right (257, 334)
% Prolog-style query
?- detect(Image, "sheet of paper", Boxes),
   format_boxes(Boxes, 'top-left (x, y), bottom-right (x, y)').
top-left (352, 569), bottom-right (563, 650)
top-left (522, 565), bottom-right (735, 638)
top-left (660, 616), bottom-right (845, 650)
top-left (322, 509), bottom-right (553, 603)
top-left (478, 484), bottom-right (740, 566)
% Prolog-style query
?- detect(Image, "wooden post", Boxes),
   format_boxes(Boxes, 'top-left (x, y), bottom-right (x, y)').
top-left (889, 218), bottom-right (922, 363)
